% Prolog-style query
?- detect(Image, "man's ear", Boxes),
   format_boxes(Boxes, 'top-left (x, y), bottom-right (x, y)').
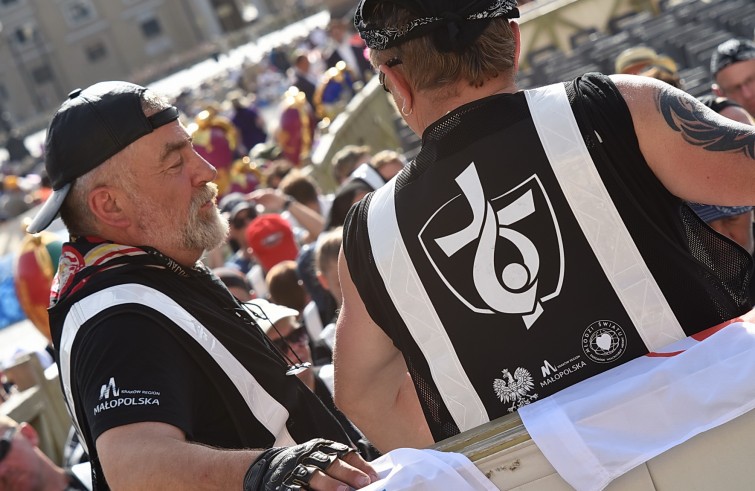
top-left (712, 83), bottom-right (724, 97)
top-left (382, 63), bottom-right (413, 114)
top-left (89, 186), bottom-right (131, 228)
top-left (511, 20), bottom-right (521, 74)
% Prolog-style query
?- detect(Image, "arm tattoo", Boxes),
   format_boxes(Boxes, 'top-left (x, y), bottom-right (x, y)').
top-left (655, 86), bottom-right (755, 159)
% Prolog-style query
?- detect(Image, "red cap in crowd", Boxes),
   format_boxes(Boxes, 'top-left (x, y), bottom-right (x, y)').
top-left (245, 214), bottom-right (299, 271)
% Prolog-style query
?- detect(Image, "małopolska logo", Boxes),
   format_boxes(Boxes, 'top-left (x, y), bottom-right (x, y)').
top-left (99, 377), bottom-right (119, 400)
top-left (93, 377), bottom-right (161, 416)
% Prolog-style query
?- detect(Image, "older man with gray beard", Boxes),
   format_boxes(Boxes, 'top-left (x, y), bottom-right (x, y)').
top-left (26, 81), bottom-right (376, 491)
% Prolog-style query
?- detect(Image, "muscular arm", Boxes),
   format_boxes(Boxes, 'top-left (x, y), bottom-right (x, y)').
top-left (333, 248), bottom-right (433, 452)
top-left (97, 422), bottom-right (377, 490)
top-left (612, 74), bottom-right (755, 205)
top-left (98, 422), bottom-right (258, 490)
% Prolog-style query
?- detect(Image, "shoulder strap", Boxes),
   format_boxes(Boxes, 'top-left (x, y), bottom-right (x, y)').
top-left (525, 83), bottom-right (685, 350)
top-left (367, 178), bottom-right (489, 432)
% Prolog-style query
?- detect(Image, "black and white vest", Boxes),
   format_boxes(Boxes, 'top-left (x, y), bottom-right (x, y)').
top-left (343, 76), bottom-right (752, 440)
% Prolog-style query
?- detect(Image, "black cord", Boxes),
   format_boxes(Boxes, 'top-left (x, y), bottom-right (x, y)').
top-left (239, 301), bottom-right (311, 376)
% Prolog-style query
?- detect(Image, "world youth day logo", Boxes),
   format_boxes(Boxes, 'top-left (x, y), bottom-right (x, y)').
top-left (419, 162), bottom-right (564, 329)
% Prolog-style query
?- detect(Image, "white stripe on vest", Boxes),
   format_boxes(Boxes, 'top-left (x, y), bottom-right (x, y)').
top-left (59, 284), bottom-right (297, 453)
top-left (367, 84), bottom-right (686, 433)
top-left (525, 83), bottom-right (685, 350)
top-left (367, 178), bottom-right (489, 432)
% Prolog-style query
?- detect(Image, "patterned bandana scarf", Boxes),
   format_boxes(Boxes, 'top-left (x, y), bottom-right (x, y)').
top-left (50, 236), bottom-right (192, 307)
top-left (355, 0), bottom-right (520, 52)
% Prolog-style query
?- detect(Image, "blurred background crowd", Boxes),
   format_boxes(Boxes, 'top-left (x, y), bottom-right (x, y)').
top-left (0, 0), bottom-right (753, 482)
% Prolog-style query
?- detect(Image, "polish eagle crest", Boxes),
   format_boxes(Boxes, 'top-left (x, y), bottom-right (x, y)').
top-left (493, 367), bottom-right (539, 412)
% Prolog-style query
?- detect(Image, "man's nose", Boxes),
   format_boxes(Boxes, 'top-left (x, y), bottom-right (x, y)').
top-left (191, 152), bottom-right (218, 185)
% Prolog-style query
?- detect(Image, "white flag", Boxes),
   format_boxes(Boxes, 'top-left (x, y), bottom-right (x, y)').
top-left (519, 313), bottom-right (755, 491)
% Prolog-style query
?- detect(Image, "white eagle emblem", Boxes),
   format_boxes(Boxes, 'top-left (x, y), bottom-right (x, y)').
top-left (493, 367), bottom-right (539, 412)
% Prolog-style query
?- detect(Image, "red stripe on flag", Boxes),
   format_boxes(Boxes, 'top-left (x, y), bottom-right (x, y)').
top-left (646, 350), bottom-right (685, 358)
top-left (691, 319), bottom-right (739, 342)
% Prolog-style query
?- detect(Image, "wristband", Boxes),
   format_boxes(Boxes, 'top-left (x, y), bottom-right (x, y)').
top-left (282, 196), bottom-right (294, 211)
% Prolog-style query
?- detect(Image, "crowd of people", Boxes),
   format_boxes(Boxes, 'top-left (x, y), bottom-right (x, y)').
top-left (1, 0), bottom-right (755, 490)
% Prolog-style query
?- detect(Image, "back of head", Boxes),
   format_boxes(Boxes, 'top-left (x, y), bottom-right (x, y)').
top-left (263, 159), bottom-right (294, 189)
top-left (331, 144), bottom-right (371, 183)
top-left (279, 170), bottom-right (320, 206)
top-left (212, 266), bottom-right (253, 300)
top-left (266, 260), bottom-right (308, 311)
top-left (354, 0), bottom-right (520, 91)
top-left (326, 179), bottom-right (374, 230)
top-left (315, 226), bottom-right (343, 276)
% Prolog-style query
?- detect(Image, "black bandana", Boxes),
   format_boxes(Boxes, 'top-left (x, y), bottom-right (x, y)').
top-left (355, 0), bottom-right (519, 52)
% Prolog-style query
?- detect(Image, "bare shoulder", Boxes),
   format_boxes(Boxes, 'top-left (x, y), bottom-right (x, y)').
top-left (610, 73), bottom-right (755, 159)
top-left (608, 74), bottom-right (755, 204)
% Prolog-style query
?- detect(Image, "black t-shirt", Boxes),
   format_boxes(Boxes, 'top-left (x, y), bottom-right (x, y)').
top-left (49, 239), bottom-right (353, 489)
top-left (76, 312), bottom-right (245, 448)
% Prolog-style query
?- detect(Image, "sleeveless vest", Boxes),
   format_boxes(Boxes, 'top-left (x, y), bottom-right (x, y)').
top-left (343, 78), bottom-right (752, 440)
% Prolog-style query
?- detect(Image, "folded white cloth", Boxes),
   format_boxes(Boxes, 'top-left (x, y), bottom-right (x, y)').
top-left (361, 448), bottom-right (497, 491)
top-left (519, 320), bottom-right (755, 491)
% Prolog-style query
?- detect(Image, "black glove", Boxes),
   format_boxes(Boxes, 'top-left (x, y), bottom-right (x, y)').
top-left (243, 439), bottom-right (353, 491)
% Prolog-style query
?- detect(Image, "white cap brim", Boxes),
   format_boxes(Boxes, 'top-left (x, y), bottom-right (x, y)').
top-left (26, 182), bottom-right (71, 234)
top-left (244, 298), bottom-right (299, 333)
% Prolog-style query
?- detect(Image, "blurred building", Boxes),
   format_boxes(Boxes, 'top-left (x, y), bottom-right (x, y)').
top-left (0, 0), bottom-right (269, 135)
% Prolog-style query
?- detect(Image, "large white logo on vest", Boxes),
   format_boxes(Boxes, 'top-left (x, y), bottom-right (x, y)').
top-left (419, 162), bottom-right (564, 328)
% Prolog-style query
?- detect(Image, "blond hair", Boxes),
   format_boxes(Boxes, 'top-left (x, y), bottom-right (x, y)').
top-left (367, 4), bottom-right (516, 92)
top-left (370, 149), bottom-right (405, 170)
top-left (315, 227), bottom-right (343, 276)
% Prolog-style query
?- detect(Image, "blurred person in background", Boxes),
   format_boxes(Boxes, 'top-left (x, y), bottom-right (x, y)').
top-left (276, 87), bottom-right (316, 167)
top-left (245, 213), bottom-right (301, 299)
top-left (227, 91), bottom-right (268, 155)
top-left (369, 149), bottom-right (407, 182)
top-left (0, 415), bottom-right (90, 490)
top-left (324, 18), bottom-right (373, 83)
top-left (712, 38), bottom-right (755, 117)
top-left (331, 144), bottom-right (372, 185)
top-left (291, 51), bottom-right (318, 110)
top-left (213, 266), bottom-right (256, 302)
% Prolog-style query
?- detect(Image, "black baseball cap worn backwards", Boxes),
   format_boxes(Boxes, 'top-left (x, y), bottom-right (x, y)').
top-left (354, 0), bottom-right (519, 52)
top-left (27, 81), bottom-right (179, 234)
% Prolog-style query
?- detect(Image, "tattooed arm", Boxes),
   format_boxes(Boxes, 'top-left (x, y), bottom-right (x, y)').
top-left (611, 74), bottom-right (755, 206)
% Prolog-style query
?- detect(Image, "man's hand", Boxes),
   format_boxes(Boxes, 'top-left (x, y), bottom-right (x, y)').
top-left (243, 439), bottom-right (378, 491)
